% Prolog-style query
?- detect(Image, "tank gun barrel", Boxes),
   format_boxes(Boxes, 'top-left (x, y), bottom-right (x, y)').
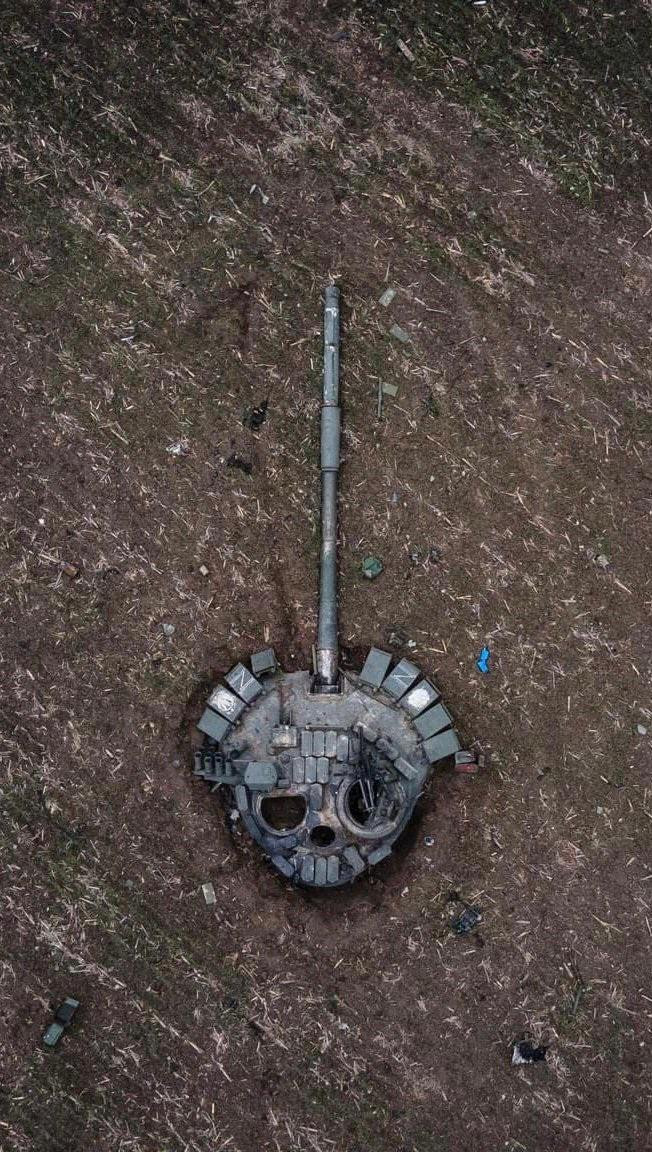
top-left (315, 284), bottom-right (341, 689)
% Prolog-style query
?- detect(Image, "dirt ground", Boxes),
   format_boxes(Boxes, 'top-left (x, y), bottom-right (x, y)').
top-left (1, 2), bottom-right (652, 1150)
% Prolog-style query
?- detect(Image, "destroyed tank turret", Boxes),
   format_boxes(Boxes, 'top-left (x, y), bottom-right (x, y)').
top-left (193, 286), bottom-right (472, 886)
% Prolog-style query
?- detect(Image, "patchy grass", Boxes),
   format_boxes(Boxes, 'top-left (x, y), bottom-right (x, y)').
top-left (357, 0), bottom-right (652, 202)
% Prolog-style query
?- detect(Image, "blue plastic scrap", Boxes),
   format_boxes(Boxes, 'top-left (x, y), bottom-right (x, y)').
top-left (476, 647), bottom-right (490, 674)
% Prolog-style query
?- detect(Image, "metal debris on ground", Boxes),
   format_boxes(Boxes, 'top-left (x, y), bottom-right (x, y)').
top-left (637, 724), bottom-right (648, 735)
top-left (198, 564), bottom-right (209, 577)
top-left (243, 400), bottom-right (268, 429)
top-left (378, 287), bottom-right (396, 307)
top-left (43, 998), bottom-right (80, 1048)
top-left (512, 1040), bottom-right (547, 1066)
top-left (388, 629), bottom-right (407, 646)
top-left (202, 882), bottom-right (216, 905)
top-left (397, 38), bottom-right (415, 62)
top-left (454, 750), bottom-right (480, 775)
top-left (452, 904), bottom-right (482, 935)
top-left (192, 287), bottom-right (476, 887)
top-left (424, 834), bottom-right (435, 847)
top-left (595, 553), bottom-right (610, 569)
top-left (410, 546), bottom-right (440, 565)
top-left (377, 380), bottom-right (398, 419)
top-left (166, 439), bottom-right (189, 456)
top-left (361, 556), bottom-right (383, 580)
top-left (249, 183), bottom-right (269, 205)
top-left (476, 647), bottom-right (490, 674)
top-left (162, 622), bottom-right (175, 637)
top-left (389, 323), bottom-right (410, 344)
top-left (387, 630), bottom-right (416, 650)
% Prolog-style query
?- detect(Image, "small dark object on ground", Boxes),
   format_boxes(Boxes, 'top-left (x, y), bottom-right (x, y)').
top-left (243, 400), bottom-right (268, 429)
top-left (512, 1040), bottom-right (547, 1066)
top-left (43, 1021), bottom-right (65, 1047)
top-left (61, 562), bottom-right (79, 579)
top-left (227, 454), bottom-right (253, 474)
top-left (452, 904), bottom-right (482, 934)
top-left (43, 997), bottom-right (80, 1047)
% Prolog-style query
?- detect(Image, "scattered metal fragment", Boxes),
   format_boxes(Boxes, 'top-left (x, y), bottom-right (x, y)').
top-left (382, 381), bottom-right (398, 397)
top-left (192, 286), bottom-right (476, 887)
top-left (454, 750), bottom-right (480, 774)
top-left (43, 998), bottom-right (79, 1048)
top-left (637, 724), bottom-right (648, 736)
top-left (476, 646), bottom-right (490, 674)
top-left (397, 38), bottom-right (415, 62)
top-left (166, 438), bottom-right (189, 456)
top-left (424, 834), bottom-right (435, 847)
top-left (512, 1040), bottom-right (547, 1066)
top-left (198, 564), bottom-right (209, 577)
top-left (43, 1022), bottom-right (65, 1047)
top-left (249, 183), bottom-right (269, 205)
top-left (389, 323), bottom-right (410, 343)
top-left (162, 622), bottom-right (175, 637)
top-left (243, 399), bottom-right (268, 429)
top-left (361, 556), bottom-right (383, 580)
top-left (388, 629), bottom-right (413, 648)
top-left (378, 287), bottom-right (396, 307)
top-left (202, 882), bottom-right (217, 905)
top-left (55, 998), bottom-right (79, 1025)
top-left (595, 553), bottom-right (610, 569)
top-left (452, 904), bottom-right (482, 934)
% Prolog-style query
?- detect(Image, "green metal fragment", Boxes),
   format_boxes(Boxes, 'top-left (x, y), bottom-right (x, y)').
top-left (361, 556), bottom-right (383, 580)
